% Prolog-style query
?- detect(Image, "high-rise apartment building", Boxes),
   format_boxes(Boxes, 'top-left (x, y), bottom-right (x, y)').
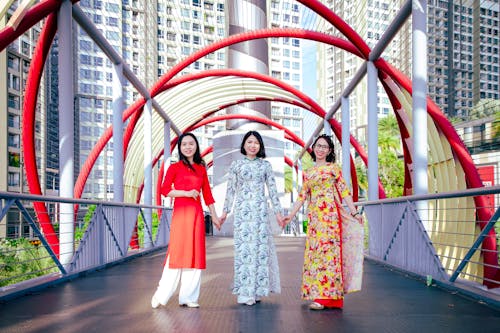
top-left (76, 0), bottom-right (151, 200)
top-left (427, 0), bottom-right (499, 119)
top-left (157, 0), bottom-right (227, 163)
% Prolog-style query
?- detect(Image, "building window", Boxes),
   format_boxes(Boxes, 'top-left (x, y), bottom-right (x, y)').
top-left (8, 172), bottom-right (20, 187)
top-left (7, 73), bottom-right (20, 91)
top-left (8, 114), bottom-right (20, 129)
top-left (8, 55), bottom-right (20, 70)
top-left (7, 94), bottom-right (20, 109)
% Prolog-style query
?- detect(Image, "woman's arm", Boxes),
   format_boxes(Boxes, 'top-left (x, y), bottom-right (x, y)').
top-left (166, 188), bottom-right (200, 199)
top-left (264, 161), bottom-right (284, 225)
top-left (220, 162), bottom-right (237, 225)
top-left (286, 199), bottom-right (305, 221)
top-left (207, 203), bottom-right (221, 230)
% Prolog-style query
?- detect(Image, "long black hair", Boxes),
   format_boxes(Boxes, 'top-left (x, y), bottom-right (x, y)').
top-left (177, 132), bottom-right (205, 169)
top-left (240, 131), bottom-right (266, 158)
top-left (311, 134), bottom-right (336, 163)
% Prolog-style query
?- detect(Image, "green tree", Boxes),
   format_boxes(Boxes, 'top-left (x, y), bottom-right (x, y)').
top-left (284, 165), bottom-right (293, 193)
top-left (136, 211), bottom-right (160, 247)
top-left (355, 161), bottom-right (368, 195)
top-left (378, 115), bottom-right (404, 197)
top-left (284, 153), bottom-right (314, 193)
top-left (469, 99), bottom-right (499, 120)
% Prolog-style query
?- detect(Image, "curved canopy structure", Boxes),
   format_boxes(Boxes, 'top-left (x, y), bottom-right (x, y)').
top-left (1, 0), bottom-right (497, 287)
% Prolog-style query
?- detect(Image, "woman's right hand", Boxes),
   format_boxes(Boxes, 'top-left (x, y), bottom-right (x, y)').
top-left (185, 189), bottom-right (200, 199)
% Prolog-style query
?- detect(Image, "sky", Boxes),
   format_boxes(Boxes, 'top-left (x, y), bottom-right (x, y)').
top-left (301, 39), bottom-right (319, 141)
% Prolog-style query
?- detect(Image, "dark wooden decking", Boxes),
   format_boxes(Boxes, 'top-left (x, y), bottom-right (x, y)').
top-left (1, 236), bottom-right (499, 333)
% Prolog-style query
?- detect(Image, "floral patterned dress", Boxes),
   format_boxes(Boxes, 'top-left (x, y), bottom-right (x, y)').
top-left (298, 163), bottom-right (351, 301)
top-left (223, 158), bottom-right (283, 299)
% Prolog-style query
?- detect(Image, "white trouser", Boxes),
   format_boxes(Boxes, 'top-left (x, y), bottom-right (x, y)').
top-left (153, 256), bottom-right (201, 305)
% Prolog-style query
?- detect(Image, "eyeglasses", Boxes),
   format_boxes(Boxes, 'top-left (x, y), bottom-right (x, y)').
top-left (314, 144), bottom-right (330, 150)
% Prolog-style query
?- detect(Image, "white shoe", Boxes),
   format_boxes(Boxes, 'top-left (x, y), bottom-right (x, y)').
top-left (309, 302), bottom-right (324, 310)
top-left (151, 295), bottom-right (161, 309)
top-left (245, 299), bottom-right (256, 306)
top-left (180, 302), bottom-right (200, 308)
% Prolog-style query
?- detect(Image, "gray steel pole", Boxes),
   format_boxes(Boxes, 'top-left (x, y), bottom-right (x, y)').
top-left (58, 0), bottom-right (75, 266)
top-left (367, 61), bottom-right (379, 201)
top-left (144, 100), bottom-right (153, 248)
top-left (112, 63), bottom-right (124, 202)
top-left (341, 97), bottom-right (351, 190)
top-left (412, 0), bottom-right (429, 226)
top-left (163, 121), bottom-right (171, 207)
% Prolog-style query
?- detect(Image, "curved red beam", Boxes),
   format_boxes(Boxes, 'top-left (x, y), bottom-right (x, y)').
top-left (0, 0), bottom-right (61, 52)
top-left (296, 0), bottom-right (370, 58)
top-left (21, 13), bottom-right (59, 255)
top-left (22, 14), bottom-right (59, 252)
top-left (149, 28), bottom-right (362, 97)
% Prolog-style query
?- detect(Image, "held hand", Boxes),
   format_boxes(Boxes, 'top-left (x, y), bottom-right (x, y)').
top-left (220, 212), bottom-right (227, 225)
top-left (212, 216), bottom-right (221, 231)
top-left (282, 215), bottom-right (292, 227)
top-left (276, 213), bottom-right (284, 227)
top-left (351, 211), bottom-right (363, 225)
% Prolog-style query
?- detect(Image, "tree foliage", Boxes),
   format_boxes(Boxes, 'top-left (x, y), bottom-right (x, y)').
top-left (469, 99), bottom-right (499, 120)
top-left (284, 153), bottom-right (314, 193)
top-left (377, 115), bottom-right (405, 197)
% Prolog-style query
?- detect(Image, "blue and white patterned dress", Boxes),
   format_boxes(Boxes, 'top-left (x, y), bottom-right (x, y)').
top-left (223, 157), bottom-right (283, 299)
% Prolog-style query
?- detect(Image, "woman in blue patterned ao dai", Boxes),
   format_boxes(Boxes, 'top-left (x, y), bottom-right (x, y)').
top-left (221, 131), bottom-right (285, 306)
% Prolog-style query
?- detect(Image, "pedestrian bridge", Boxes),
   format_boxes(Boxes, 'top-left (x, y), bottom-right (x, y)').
top-left (1, 236), bottom-right (499, 333)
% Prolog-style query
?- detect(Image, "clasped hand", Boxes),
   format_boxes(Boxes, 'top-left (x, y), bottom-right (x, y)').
top-left (277, 213), bottom-right (292, 228)
top-left (186, 189), bottom-right (200, 199)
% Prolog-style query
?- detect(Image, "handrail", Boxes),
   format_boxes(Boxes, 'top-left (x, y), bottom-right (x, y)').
top-left (358, 185), bottom-right (500, 206)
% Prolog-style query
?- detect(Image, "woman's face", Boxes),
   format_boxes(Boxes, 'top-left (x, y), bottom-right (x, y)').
top-left (244, 135), bottom-right (260, 158)
top-left (313, 138), bottom-right (331, 161)
top-left (180, 135), bottom-right (197, 160)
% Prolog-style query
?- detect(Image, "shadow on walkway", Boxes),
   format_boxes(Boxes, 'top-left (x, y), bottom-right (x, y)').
top-left (0, 236), bottom-right (499, 333)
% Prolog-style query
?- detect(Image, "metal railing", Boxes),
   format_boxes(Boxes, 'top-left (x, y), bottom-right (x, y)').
top-left (0, 191), bottom-right (171, 299)
top-left (2, 187), bottom-right (499, 307)
top-left (359, 185), bottom-right (500, 307)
